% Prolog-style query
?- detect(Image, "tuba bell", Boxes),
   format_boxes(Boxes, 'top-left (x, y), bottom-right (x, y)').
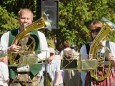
top-left (8, 12), bottom-right (51, 66)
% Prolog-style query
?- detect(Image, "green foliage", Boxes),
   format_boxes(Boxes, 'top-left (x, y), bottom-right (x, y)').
top-left (0, 0), bottom-right (36, 36)
top-left (58, 0), bottom-right (93, 49)
top-left (58, 0), bottom-right (115, 50)
top-left (45, 0), bottom-right (87, 50)
top-left (108, 30), bottom-right (115, 42)
top-left (0, 0), bottom-right (36, 15)
top-left (0, 6), bottom-right (19, 36)
top-left (47, 38), bottom-right (55, 48)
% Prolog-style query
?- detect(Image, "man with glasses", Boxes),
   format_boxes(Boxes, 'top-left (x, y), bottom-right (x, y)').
top-left (80, 20), bottom-right (115, 86)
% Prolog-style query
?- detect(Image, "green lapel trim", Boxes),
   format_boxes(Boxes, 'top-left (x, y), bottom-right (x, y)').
top-left (29, 30), bottom-right (41, 54)
top-left (8, 29), bottom-right (18, 46)
top-left (29, 64), bottom-right (42, 76)
top-left (9, 67), bottom-right (17, 79)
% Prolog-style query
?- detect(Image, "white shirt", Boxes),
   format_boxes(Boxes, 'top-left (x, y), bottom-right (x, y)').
top-left (0, 62), bottom-right (9, 86)
top-left (0, 30), bottom-right (50, 61)
top-left (40, 55), bottom-right (63, 84)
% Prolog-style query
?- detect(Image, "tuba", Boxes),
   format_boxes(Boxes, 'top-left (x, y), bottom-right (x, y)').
top-left (89, 17), bottom-right (115, 81)
top-left (8, 12), bottom-right (51, 66)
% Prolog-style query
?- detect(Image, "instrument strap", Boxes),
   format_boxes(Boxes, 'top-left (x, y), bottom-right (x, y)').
top-left (8, 29), bottom-right (18, 46)
top-left (105, 41), bottom-right (111, 61)
top-left (85, 43), bottom-right (90, 55)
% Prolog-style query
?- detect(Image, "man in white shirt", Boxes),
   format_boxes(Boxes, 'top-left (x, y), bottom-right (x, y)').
top-left (0, 8), bottom-right (49, 86)
top-left (40, 47), bottom-right (63, 86)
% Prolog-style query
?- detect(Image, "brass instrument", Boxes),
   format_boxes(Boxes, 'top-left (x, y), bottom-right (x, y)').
top-left (8, 12), bottom-right (51, 65)
top-left (89, 17), bottom-right (115, 81)
top-left (60, 18), bottom-right (115, 82)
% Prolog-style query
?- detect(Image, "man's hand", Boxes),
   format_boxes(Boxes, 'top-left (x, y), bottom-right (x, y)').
top-left (0, 56), bottom-right (8, 64)
top-left (7, 44), bottom-right (21, 53)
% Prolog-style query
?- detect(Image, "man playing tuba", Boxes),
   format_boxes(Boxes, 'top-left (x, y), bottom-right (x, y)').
top-left (80, 20), bottom-right (115, 86)
top-left (0, 8), bottom-right (50, 86)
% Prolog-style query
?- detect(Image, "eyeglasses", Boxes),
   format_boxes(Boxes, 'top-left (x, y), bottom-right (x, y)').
top-left (90, 27), bottom-right (101, 33)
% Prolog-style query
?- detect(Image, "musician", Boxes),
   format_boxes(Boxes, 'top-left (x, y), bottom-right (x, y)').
top-left (80, 20), bottom-right (115, 86)
top-left (0, 8), bottom-right (49, 86)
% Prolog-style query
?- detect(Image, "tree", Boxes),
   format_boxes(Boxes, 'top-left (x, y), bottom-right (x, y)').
top-left (0, 6), bottom-right (18, 36)
top-left (55, 0), bottom-right (115, 50)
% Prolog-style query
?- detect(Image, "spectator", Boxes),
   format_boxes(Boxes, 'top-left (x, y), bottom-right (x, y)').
top-left (60, 40), bottom-right (81, 86)
top-left (40, 47), bottom-right (63, 86)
